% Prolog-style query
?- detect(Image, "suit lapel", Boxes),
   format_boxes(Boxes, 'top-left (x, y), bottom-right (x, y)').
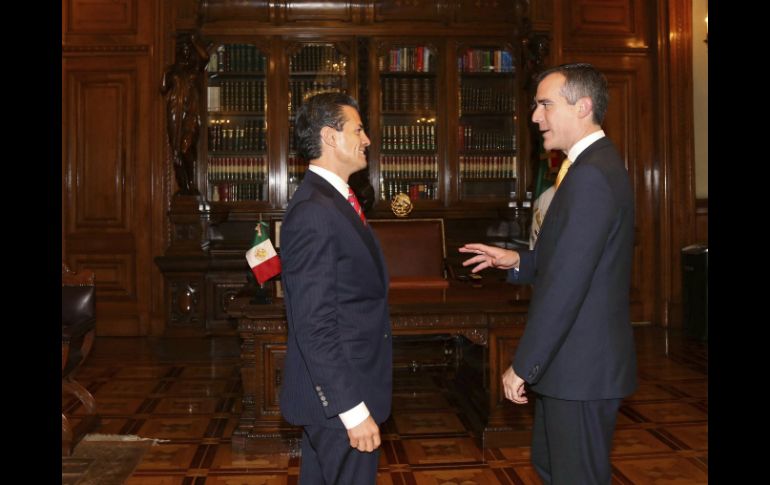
top-left (538, 137), bottom-right (612, 244)
top-left (306, 172), bottom-right (386, 284)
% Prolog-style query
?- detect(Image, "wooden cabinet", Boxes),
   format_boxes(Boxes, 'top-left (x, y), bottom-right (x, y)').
top-left (199, 35), bottom-right (528, 213)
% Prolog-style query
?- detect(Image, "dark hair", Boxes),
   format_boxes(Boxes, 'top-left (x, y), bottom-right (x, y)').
top-left (535, 63), bottom-right (609, 125)
top-left (295, 92), bottom-right (360, 161)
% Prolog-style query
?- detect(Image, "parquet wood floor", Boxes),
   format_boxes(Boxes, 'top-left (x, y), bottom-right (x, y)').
top-left (62, 326), bottom-right (707, 484)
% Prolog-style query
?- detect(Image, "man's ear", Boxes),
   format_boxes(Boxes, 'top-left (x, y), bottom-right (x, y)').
top-left (576, 97), bottom-right (593, 119)
top-left (320, 125), bottom-right (337, 148)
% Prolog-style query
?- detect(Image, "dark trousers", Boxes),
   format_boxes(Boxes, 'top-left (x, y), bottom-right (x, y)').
top-left (299, 425), bottom-right (380, 485)
top-left (531, 395), bottom-right (622, 485)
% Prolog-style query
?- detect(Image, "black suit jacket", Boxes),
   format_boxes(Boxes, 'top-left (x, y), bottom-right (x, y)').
top-left (279, 171), bottom-right (392, 428)
top-left (510, 137), bottom-right (637, 400)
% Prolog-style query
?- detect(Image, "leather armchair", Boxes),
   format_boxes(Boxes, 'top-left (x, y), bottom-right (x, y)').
top-left (62, 263), bottom-right (99, 455)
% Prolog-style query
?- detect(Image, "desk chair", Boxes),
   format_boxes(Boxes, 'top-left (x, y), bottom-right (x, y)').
top-left (62, 263), bottom-right (99, 455)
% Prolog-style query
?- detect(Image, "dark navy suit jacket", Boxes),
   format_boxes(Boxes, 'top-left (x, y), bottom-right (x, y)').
top-left (279, 170), bottom-right (392, 429)
top-left (510, 137), bottom-right (637, 401)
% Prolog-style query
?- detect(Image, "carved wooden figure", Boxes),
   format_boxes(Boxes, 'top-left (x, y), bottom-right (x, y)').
top-left (161, 32), bottom-right (210, 195)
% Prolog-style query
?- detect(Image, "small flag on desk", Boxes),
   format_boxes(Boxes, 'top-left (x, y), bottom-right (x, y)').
top-left (245, 221), bottom-right (281, 285)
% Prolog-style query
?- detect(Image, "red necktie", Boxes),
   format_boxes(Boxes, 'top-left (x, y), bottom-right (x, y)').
top-left (347, 187), bottom-right (367, 225)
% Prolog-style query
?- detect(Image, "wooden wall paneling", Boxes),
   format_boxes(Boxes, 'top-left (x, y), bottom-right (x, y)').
top-left (562, 0), bottom-right (651, 50)
top-left (655, 0), bottom-right (695, 327)
top-left (63, 54), bottom-right (154, 336)
top-left (63, 0), bottom-right (151, 45)
top-left (556, 54), bottom-right (656, 324)
top-left (530, 0), bottom-right (555, 31)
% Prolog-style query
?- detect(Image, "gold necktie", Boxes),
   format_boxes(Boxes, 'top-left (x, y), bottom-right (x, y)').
top-left (555, 158), bottom-right (571, 189)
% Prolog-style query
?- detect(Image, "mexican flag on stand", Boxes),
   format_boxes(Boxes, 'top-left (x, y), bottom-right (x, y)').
top-left (245, 221), bottom-right (281, 284)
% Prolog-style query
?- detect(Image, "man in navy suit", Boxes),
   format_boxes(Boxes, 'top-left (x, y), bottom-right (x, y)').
top-left (279, 92), bottom-right (391, 484)
top-left (460, 63), bottom-right (637, 484)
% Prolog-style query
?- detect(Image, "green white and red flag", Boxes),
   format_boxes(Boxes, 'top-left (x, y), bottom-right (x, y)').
top-left (245, 221), bottom-right (281, 284)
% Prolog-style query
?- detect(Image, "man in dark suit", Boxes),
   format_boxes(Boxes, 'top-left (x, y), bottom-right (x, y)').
top-left (279, 92), bottom-right (391, 484)
top-left (460, 63), bottom-right (637, 484)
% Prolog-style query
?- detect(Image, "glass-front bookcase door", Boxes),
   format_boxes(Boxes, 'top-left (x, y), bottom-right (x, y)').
top-left (287, 42), bottom-right (351, 201)
top-left (376, 42), bottom-right (441, 207)
top-left (456, 44), bottom-right (518, 203)
top-left (205, 43), bottom-right (270, 204)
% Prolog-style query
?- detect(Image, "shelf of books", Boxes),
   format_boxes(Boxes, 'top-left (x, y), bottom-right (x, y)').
top-left (205, 43), bottom-right (270, 203)
top-left (457, 45), bottom-right (518, 202)
top-left (377, 44), bottom-right (440, 205)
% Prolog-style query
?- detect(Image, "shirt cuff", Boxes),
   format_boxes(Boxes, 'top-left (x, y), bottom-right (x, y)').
top-left (338, 402), bottom-right (370, 429)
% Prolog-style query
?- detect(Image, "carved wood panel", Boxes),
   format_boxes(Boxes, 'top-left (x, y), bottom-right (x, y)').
top-left (168, 277), bottom-right (205, 328)
top-left (206, 272), bottom-right (250, 330)
top-left (374, 0), bottom-right (447, 23)
top-left (263, 343), bottom-right (287, 414)
top-left (68, 254), bottom-right (137, 301)
top-left (561, 0), bottom-right (650, 50)
top-left (200, 0), bottom-right (271, 23)
top-left (65, 0), bottom-right (138, 34)
top-left (65, 69), bottom-right (134, 232)
top-left (63, 53), bottom-right (155, 336)
top-left (63, 0), bottom-right (155, 46)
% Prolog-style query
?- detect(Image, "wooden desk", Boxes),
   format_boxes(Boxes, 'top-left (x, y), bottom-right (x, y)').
top-left (228, 279), bottom-right (533, 451)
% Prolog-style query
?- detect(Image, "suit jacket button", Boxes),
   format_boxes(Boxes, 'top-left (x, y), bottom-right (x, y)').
top-left (384, 333), bottom-right (389, 339)
top-left (315, 385), bottom-right (322, 392)
top-left (322, 401), bottom-right (328, 407)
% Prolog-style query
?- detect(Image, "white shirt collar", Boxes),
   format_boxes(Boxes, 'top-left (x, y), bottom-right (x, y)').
top-left (308, 164), bottom-right (350, 199)
top-left (567, 130), bottom-right (605, 163)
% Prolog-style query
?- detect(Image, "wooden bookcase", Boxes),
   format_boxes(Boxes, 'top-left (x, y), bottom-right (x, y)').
top-left (156, 0), bottom-right (537, 334)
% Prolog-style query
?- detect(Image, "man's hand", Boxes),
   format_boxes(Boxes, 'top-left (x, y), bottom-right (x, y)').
top-left (502, 366), bottom-right (528, 404)
top-left (347, 415), bottom-right (381, 452)
top-left (459, 243), bottom-right (520, 272)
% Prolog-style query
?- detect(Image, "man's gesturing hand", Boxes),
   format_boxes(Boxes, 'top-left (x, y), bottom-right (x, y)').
top-left (459, 243), bottom-right (520, 273)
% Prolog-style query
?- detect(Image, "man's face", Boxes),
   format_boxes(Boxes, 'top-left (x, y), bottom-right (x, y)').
top-left (334, 105), bottom-right (371, 175)
top-left (531, 73), bottom-right (581, 153)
